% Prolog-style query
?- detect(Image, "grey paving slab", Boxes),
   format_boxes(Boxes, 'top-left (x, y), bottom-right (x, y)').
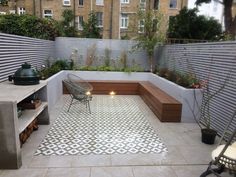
top-left (133, 166), bottom-right (177, 177)
top-left (91, 167), bottom-right (134, 177)
top-left (29, 156), bottom-right (76, 168)
top-left (45, 168), bottom-right (90, 177)
top-left (71, 155), bottom-right (111, 167)
top-left (111, 154), bottom-right (161, 166)
top-left (177, 145), bottom-right (216, 164)
top-left (159, 146), bottom-right (188, 165)
top-left (172, 165), bottom-right (208, 177)
top-left (0, 169), bottom-right (47, 177)
top-left (171, 165), bottom-right (234, 177)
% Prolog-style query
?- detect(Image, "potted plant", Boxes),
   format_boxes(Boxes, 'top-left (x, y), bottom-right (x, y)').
top-left (191, 74), bottom-right (231, 144)
top-left (199, 82), bottom-right (218, 144)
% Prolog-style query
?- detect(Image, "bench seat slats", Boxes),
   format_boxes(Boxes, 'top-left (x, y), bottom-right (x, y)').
top-left (139, 81), bottom-right (179, 104)
top-left (139, 82), bottom-right (182, 122)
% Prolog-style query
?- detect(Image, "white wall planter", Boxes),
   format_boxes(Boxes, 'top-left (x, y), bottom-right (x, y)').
top-left (66, 71), bottom-right (150, 81)
top-left (148, 74), bottom-right (202, 123)
top-left (47, 71), bottom-right (202, 122)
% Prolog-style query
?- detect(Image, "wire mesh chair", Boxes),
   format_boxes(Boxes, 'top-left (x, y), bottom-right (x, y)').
top-left (63, 73), bottom-right (93, 113)
top-left (200, 110), bottom-right (236, 177)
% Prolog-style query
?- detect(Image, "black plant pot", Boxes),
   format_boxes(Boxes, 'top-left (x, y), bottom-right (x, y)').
top-left (201, 128), bottom-right (217, 145)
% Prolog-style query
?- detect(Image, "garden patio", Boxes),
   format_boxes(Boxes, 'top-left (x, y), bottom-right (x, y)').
top-left (0, 33), bottom-right (235, 177)
top-left (0, 94), bottom-right (225, 177)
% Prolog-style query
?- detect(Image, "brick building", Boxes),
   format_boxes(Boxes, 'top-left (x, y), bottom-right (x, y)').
top-left (0, 0), bottom-right (187, 39)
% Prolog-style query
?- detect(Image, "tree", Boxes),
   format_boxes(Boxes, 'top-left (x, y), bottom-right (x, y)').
top-left (60, 9), bottom-right (77, 37)
top-left (132, 9), bottom-right (166, 72)
top-left (80, 11), bottom-right (101, 38)
top-left (168, 7), bottom-right (222, 41)
top-left (196, 0), bottom-right (236, 39)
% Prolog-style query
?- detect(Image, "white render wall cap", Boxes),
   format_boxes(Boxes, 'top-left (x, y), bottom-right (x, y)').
top-left (0, 80), bottom-right (47, 103)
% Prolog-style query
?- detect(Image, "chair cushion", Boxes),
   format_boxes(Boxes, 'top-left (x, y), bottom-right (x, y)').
top-left (212, 144), bottom-right (236, 170)
top-left (232, 142), bottom-right (236, 148)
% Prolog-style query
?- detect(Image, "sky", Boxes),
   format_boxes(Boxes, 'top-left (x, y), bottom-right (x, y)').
top-left (187, 0), bottom-right (224, 25)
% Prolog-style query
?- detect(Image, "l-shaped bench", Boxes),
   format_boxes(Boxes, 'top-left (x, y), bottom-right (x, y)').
top-left (63, 80), bottom-right (182, 122)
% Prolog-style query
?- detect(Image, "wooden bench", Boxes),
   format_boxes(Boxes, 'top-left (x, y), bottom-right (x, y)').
top-left (139, 81), bottom-right (182, 122)
top-left (63, 80), bottom-right (182, 122)
top-left (88, 80), bottom-right (139, 95)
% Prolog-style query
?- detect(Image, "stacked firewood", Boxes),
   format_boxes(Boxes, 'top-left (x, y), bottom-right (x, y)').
top-left (19, 119), bottom-right (38, 147)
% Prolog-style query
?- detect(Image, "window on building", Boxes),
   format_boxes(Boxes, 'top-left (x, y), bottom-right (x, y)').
top-left (140, 0), bottom-right (146, 10)
top-left (43, 10), bottom-right (53, 19)
top-left (96, 12), bottom-right (103, 27)
top-left (138, 20), bottom-right (145, 33)
top-left (18, 7), bottom-right (25, 15)
top-left (154, 0), bottom-right (159, 9)
top-left (120, 14), bottom-right (128, 29)
top-left (76, 16), bottom-right (83, 30)
top-left (169, 0), bottom-right (177, 8)
top-left (96, 0), bottom-right (103, 5)
top-left (9, 10), bottom-right (16, 14)
top-left (63, 0), bottom-right (71, 6)
top-left (121, 0), bottom-right (129, 4)
top-left (79, 0), bottom-right (83, 6)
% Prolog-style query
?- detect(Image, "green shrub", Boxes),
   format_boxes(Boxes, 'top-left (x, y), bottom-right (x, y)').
top-left (0, 14), bottom-right (60, 40)
top-left (97, 65), bottom-right (115, 71)
top-left (40, 59), bottom-right (73, 79)
top-left (158, 68), bottom-right (168, 78)
top-left (157, 68), bottom-right (201, 88)
top-left (165, 70), bottom-right (177, 82)
top-left (120, 51), bottom-right (127, 70)
top-left (104, 48), bottom-right (111, 67)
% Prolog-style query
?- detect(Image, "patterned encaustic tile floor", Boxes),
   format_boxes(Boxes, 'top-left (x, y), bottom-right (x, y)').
top-left (35, 95), bottom-right (167, 156)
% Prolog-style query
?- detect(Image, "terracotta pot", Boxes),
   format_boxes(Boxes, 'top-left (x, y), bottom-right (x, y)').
top-left (201, 128), bottom-right (217, 144)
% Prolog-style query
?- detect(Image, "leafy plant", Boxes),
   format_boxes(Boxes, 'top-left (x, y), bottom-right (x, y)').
top-left (0, 14), bottom-right (60, 40)
top-left (85, 44), bottom-right (97, 67)
top-left (40, 59), bottom-right (73, 79)
top-left (168, 7), bottom-right (222, 41)
top-left (119, 50), bottom-right (128, 70)
top-left (104, 48), bottom-right (111, 67)
top-left (157, 68), bottom-right (201, 88)
top-left (121, 34), bottom-right (130, 40)
top-left (132, 8), bottom-right (166, 72)
top-left (59, 9), bottom-right (77, 37)
top-left (80, 11), bottom-right (101, 38)
top-left (97, 65), bottom-right (115, 71)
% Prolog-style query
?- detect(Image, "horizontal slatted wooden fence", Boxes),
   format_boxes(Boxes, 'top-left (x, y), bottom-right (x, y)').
top-left (156, 42), bottom-right (236, 136)
top-left (0, 33), bottom-right (54, 82)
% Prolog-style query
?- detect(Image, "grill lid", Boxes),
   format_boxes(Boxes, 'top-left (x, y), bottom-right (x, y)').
top-left (9, 62), bottom-right (40, 85)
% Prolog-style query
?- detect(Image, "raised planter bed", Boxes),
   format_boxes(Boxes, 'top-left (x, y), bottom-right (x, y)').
top-left (148, 74), bottom-right (202, 123)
